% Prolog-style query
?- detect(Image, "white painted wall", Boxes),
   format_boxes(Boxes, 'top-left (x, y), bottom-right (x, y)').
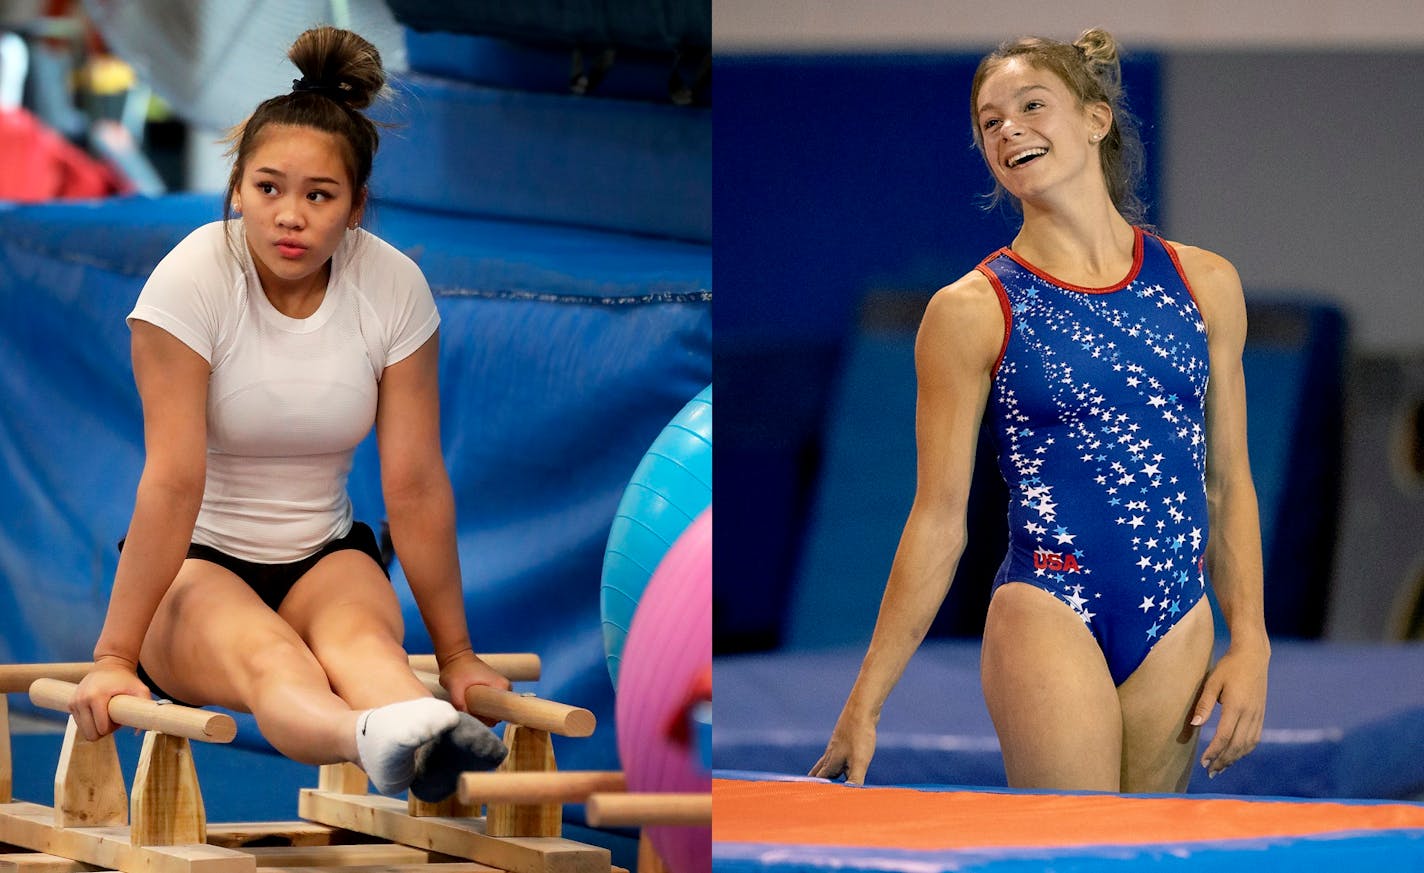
top-left (715, 0), bottom-right (1424, 51)
top-left (1161, 52), bottom-right (1424, 352)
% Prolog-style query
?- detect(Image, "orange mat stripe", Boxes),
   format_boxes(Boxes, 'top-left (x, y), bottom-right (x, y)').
top-left (712, 779), bottom-right (1424, 850)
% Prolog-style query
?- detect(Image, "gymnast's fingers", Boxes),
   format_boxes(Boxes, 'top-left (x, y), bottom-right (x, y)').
top-left (1202, 705), bottom-right (1244, 777)
top-left (1190, 670), bottom-right (1223, 729)
top-left (70, 696), bottom-right (103, 742)
top-left (845, 757), bottom-right (868, 786)
top-left (809, 748), bottom-right (847, 780)
top-left (1220, 706), bottom-right (1264, 774)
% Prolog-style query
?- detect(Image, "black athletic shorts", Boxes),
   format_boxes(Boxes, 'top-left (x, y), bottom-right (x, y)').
top-left (117, 521), bottom-right (388, 703)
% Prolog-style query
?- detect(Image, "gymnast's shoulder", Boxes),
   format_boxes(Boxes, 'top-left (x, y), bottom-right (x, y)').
top-left (1163, 239), bottom-right (1242, 295)
top-left (1162, 238), bottom-right (1246, 323)
top-left (917, 269), bottom-right (1004, 367)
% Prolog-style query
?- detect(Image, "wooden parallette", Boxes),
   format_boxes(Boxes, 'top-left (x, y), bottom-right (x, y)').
top-left (0, 676), bottom-right (250, 873)
top-left (409, 679), bottom-right (594, 740)
top-left (0, 659), bottom-right (623, 873)
top-left (0, 655), bottom-right (541, 695)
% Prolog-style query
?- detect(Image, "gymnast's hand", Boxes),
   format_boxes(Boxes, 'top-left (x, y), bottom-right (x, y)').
top-left (1191, 642), bottom-right (1270, 779)
top-left (70, 656), bottom-right (152, 742)
top-left (439, 650), bottom-right (513, 727)
top-left (809, 708), bottom-right (877, 785)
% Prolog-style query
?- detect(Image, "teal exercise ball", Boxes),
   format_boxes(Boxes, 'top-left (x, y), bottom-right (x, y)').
top-left (601, 385), bottom-right (711, 689)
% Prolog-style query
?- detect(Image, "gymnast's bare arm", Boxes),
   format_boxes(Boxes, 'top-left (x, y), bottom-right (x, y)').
top-left (374, 330), bottom-right (511, 716)
top-left (1170, 241), bottom-right (1270, 778)
top-left (810, 271), bottom-right (1002, 784)
top-left (72, 321), bottom-right (210, 740)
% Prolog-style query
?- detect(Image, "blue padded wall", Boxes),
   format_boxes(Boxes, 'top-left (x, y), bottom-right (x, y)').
top-left (403, 31), bottom-right (683, 103)
top-left (0, 194), bottom-right (710, 778)
top-left (370, 73), bottom-right (710, 243)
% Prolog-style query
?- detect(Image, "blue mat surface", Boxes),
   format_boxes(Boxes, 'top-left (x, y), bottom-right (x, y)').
top-left (713, 640), bottom-right (1424, 799)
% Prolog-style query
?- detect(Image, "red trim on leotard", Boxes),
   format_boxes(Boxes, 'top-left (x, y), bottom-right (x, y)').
top-left (1001, 226), bottom-right (1146, 294)
top-left (1159, 234), bottom-right (1206, 316)
top-left (975, 262), bottom-right (1014, 379)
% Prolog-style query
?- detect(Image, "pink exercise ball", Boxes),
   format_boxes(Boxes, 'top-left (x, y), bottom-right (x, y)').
top-left (615, 508), bottom-right (711, 873)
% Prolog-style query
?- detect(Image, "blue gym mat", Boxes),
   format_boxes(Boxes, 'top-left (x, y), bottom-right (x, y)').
top-left (713, 639), bottom-right (1424, 799)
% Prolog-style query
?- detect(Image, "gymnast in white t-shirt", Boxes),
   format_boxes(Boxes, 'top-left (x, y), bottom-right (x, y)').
top-left (70, 26), bottom-right (507, 802)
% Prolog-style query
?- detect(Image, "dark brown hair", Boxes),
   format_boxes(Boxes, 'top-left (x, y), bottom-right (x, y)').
top-left (222, 26), bottom-right (386, 227)
top-left (969, 27), bottom-right (1147, 225)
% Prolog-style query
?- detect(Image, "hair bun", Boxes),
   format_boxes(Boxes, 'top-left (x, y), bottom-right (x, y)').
top-left (1074, 28), bottom-right (1118, 67)
top-left (287, 26), bottom-right (385, 111)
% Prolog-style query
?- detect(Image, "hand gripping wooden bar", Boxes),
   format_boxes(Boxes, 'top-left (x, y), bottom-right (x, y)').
top-left (28, 680), bottom-right (236, 744)
top-left (463, 687), bottom-right (595, 738)
top-left (411, 673), bottom-right (595, 737)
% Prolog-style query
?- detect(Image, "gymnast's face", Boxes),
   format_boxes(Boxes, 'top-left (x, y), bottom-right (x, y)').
top-left (232, 124), bottom-right (364, 297)
top-left (975, 58), bottom-right (1109, 204)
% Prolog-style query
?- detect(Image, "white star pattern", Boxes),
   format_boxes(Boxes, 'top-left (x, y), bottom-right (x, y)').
top-left (984, 232), bottom-right (1209, 679)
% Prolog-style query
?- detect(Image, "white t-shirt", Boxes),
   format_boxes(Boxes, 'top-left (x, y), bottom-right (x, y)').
top-left (127, 220), bottom-right (439, 562)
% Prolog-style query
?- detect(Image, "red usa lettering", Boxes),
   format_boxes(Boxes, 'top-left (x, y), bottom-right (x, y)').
top-left (1033, 549), bottom-right (1081, 573)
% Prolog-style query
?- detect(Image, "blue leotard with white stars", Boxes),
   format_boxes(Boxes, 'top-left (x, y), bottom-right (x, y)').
top-left (978, 227), bottom-right (1209, 686)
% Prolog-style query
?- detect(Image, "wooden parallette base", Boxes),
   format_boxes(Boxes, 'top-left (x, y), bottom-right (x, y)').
top-left (0, 816), bottom-right (515, 873)
top-left (299, 790), bottom-right (609, 873)
top-left (0, 800), bottom-right (251, 873)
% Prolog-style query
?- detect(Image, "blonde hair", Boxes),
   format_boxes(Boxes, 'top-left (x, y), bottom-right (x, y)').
top-left (969, 27), bottom-right (1147, 224)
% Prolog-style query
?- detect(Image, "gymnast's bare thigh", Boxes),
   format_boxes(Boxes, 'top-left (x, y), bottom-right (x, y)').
top-left (138, 557), bottom-right (326, 711)
top-left (981, 582), bottom-right (1214, 792)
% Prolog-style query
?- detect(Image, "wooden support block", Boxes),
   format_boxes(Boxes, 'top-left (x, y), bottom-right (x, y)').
top-left (29, 683), bottom-right (234, 745)
top-left (253, 864), bottom-right (502, 873)
top-left (485, 725), bottom-right (559, 839)
top-left (0, 851), bottom-right (103, 872)
top-left (130, 733), bottom-right (205, 847)
top-left (203, 822), bottom-right (338, 849)
top-left (0, 801), bottom-right (254, 873)
top-left (240, 843), bottom-right (433, 867)
top-left (53, 720), bottom-right (126, 829)
top-left (406, 794), bottom-right (478, 819)
top-left (458, 772), bottom-right (625, 806)
top-left (2, 695), bottom-right (11, 804)
top-left (317, 765), bottom-right (367, 796)
top-left (406, 655), bottom-right (540, 683)
top-left (298, 790), bottom-right (609, 873)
